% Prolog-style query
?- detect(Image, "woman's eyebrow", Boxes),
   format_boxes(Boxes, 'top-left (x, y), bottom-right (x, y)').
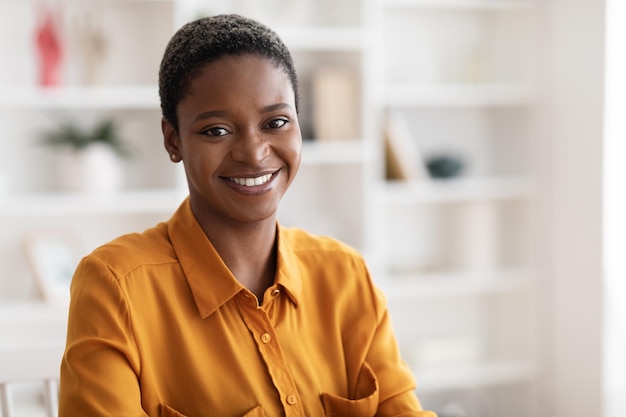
top-left (261, 103), bottom-right (293, 113)
top-left (191, 103), bottom-right (293, 124)
top-left (191, 110), bottom-right (228, 124)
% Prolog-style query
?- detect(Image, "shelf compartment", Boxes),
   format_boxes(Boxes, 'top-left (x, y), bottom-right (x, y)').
top-left (381, 105), bottom-right (534, 179)
top-left (380, 197), bottom-right (533, 273)
top-left (292, 49), bottom-right (363, 141)
top-left (0, 1), bottom-right (174, 87)
top-left (382, 6), bottom-right (538, 86)
top-left (382, 83), bottom-right (536, 107)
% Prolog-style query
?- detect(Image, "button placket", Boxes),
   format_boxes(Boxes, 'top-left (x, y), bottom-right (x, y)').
top-left (236, 292), bottom-right (304, 416)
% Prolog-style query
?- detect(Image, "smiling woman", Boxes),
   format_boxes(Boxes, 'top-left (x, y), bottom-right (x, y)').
top-left (58, 14), bottom-right (437, 417)
top-left (164, 54), bottom-right (302, 239)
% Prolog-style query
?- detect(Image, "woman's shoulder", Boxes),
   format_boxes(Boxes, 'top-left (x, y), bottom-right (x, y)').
top-left (85, 221), bottom-right (176, 277)
top-left (280, 226), bottom-right (384, 315)
top-left (279, 226), bottom-right (369, 278)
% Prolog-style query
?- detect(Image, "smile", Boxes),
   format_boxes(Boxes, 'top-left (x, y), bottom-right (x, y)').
top-left (229, 173), bottom-right (273, 187)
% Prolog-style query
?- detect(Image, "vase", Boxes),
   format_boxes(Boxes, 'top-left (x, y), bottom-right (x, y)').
top-left (56, 143), bottom-right (124, 194)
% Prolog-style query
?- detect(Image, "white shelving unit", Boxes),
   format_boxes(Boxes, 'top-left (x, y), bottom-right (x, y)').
top-left (0, 0), bottom-right (549, 416)
top-left (373, 1), bottom-right (543, 416)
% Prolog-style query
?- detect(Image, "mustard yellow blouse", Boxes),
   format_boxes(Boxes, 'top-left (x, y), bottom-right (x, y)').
top-left (59, 198), bottom-right (436, 417)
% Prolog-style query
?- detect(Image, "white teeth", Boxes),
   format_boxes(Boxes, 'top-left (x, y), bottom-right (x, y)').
top-left (232, 174), bottom-right (272, 187)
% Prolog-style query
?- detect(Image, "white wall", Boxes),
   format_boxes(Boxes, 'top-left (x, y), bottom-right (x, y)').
top-left (544, 0), bottom-right (605, 416)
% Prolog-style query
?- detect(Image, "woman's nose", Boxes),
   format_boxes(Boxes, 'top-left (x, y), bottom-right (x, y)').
top-left (230, 128), bottom-right (270, 164)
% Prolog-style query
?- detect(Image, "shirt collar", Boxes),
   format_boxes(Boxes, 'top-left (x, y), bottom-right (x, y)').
top-left (168, 198), bottom-right (302, 318)
top-left (275, 223), bottom-right (303, 307)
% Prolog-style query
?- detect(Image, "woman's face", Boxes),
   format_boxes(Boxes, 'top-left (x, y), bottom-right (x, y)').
top-left (164, 54), bottom-right (302, 226)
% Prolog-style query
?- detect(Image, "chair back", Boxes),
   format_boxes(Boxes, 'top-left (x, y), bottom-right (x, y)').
top-left (0, 344), bottom-right (64, 417)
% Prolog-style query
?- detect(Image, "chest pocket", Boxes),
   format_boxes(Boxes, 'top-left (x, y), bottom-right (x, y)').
top-left (320, 362), bottom-right (379, 417)
top-left (240, 405), bottom-right (266, 417)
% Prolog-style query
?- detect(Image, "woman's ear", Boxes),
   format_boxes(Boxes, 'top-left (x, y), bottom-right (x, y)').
top-left (162, 118), bottom-right (182, 163)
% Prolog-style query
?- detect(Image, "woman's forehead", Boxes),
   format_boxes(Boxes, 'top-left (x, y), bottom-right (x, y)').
top-left (178, 56), bottom-right (296, 118)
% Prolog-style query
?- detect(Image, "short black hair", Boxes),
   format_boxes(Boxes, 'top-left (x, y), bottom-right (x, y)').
top-left (158, 14), bottom-right (299, 132)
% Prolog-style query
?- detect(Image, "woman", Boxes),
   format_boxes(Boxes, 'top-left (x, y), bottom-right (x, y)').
top-left (59, 14), bottom-right (436, 417)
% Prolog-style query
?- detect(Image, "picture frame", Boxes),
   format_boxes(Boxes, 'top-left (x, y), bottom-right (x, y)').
top-left (22, 230), bottom-right (83, 306)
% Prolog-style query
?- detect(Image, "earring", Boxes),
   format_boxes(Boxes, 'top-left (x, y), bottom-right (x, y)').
top-left (170, 154), bottom-right (177, 161)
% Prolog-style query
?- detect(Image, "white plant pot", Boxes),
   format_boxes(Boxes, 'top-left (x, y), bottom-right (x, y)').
top-left (56, 144), bottom-right (124, 194)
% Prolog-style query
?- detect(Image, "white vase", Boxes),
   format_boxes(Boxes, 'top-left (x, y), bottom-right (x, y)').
top-left (56, 144), bottom-right (124, 194)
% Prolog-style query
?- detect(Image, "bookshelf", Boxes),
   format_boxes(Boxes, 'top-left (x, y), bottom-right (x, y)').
top-left (374, 0), bottom-right (542, 416)
top-left (0, 0), bottom-right (550, 416)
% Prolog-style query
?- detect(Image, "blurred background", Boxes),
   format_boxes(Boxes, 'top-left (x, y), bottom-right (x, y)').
top-left (0, 0), bottom-right (620, 416)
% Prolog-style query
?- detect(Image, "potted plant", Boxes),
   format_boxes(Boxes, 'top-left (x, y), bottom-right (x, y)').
top-left (42, 118), bottom-right (130, 193)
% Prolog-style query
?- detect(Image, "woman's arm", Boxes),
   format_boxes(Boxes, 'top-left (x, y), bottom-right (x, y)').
top-left (360, 261), bottom-right (437, 417)
top-left (59, 255), bottom-right (147, 417)
top-left (369, 306), bottom-right (437, 417)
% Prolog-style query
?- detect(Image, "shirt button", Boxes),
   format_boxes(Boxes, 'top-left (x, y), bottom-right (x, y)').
top-left (260, 333), bottom-right (271, 344)
top-left (286, 394), bottom-right (297, 405)
top-left (271, 289), bottom-right (280, 296)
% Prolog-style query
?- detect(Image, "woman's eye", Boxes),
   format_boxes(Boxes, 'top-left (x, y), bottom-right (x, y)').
top-left (265, 118), bottom-right (288, 129)
top-left (203, 127), bottom-right (229, 137)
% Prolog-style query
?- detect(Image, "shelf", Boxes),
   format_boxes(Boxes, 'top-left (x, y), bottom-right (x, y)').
top-left (383, 0), bottom-right (537, 10)
top-left (0, 85), bottom-right (160, 110)
top-left (381, 269), bottom-right (535, 300)
top-left (414, 360), bottom-right (535, 393)
top-left (382, 84), bottom-right (536, 107)
top-left (275, 27), bottom-right (366, 51)
top-left (379, 176), bottom-right (534, 204)
top-left (0, 189), bottom-right (185, 217)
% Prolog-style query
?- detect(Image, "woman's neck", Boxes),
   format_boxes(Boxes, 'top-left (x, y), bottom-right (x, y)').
top-left (199, 216), bottom-right (278, 301)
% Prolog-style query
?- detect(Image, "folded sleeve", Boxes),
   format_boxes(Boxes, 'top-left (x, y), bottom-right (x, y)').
top-left (59, 255), bottom-right (148, 417)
